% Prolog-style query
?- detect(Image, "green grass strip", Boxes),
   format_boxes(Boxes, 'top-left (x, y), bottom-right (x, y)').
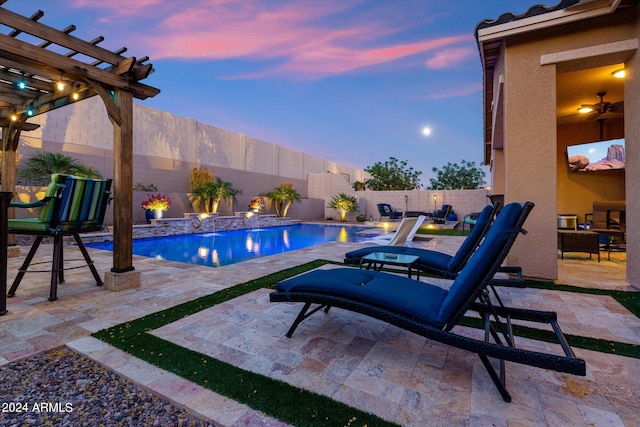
top-left (94, 259), bottom-right (640, 426)
top-left (94, 259), bottom-right (398, 427)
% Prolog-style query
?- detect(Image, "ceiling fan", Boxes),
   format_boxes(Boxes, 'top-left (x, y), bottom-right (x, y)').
top-left (580, 91), bottom-right (624, 120)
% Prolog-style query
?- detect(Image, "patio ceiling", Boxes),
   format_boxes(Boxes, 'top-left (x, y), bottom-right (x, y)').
top-left (0, 2), bottom-right (159, 129)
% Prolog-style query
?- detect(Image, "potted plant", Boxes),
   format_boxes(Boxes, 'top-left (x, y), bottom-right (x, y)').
top-left (327, 193), bottom-right (359, 222)
top-left (141, 193), bottom-right (171, 223)
top-left (448, 209), bottom-right (458, 222)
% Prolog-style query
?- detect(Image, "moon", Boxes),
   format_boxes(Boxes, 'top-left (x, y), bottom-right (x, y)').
top-left (422, 127), bottom-right (432, 136)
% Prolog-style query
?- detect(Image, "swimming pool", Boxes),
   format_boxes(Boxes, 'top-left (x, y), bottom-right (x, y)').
top-left (86, 224), bottom-right (376, 268)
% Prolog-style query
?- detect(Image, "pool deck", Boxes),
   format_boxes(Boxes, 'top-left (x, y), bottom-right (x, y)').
top-left (0, 234), bottom-right (637, 426)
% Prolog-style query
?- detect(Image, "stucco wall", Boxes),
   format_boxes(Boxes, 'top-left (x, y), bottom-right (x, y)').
top-left (625, 2), bottom-right (640, 287)
top-left (493, 10), bottom-right (638, 282)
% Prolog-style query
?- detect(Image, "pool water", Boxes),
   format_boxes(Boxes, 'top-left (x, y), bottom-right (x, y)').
top-left (86, 224), bottom-right (376, 268)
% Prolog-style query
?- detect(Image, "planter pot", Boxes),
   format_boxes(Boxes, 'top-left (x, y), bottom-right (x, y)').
top-left (145, 209), bottom-right (164, 223)
top-left (448, 213), bottom-right (458, 221)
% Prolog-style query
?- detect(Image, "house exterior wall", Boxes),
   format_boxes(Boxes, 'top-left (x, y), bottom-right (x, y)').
top-left (484, 5), bottom-right (638, 286)
top-left (502, 38), bottom-right (558, 279)
top-left (626, 2), bottom-right (640, 286)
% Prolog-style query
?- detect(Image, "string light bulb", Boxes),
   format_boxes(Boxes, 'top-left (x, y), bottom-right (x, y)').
top-left (27, 107), bottom-right (34, 117)
top-left (10, 113), bottom-right (17, 121)
top-left (72, 83), bottom-right (80, 100)
top-left (56, 80), bottom-right (65, 91)
top-left (16, 79), bottom-right (27, 90)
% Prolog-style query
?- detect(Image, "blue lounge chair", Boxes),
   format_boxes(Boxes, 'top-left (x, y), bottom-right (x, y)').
top-left (270, 202), bottom-right (586, 402)
top-left (344, 203), bottom-right (497, 279)
top-left (376, 203), bottom-right (403, 221)
top-left (8, 173), bottom-right (112, 301)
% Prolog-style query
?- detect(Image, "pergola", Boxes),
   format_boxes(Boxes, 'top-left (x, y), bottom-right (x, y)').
top-left (0, 1), bottom-right (160, 313)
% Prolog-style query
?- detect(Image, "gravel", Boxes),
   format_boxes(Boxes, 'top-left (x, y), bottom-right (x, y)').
top-left (0, 347), bottom-right (214, 427)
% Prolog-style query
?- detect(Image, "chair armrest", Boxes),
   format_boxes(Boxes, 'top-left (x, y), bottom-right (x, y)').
top-left (490, 266), bottom-right (525, 288)
top-left (9, 196), bottom-right (55, 209)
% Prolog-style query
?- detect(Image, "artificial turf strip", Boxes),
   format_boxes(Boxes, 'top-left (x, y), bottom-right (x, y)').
top-left (94, 259), bottom-right (397, 427)
top-left (94, 260), bottom-right (640, 426)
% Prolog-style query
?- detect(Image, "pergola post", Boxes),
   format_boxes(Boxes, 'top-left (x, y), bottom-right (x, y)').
top-left (104, 89), bottom-right (140, 290)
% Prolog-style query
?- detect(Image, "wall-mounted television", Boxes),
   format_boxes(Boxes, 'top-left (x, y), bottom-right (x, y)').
top-left (566, 138), bottom-right (625, 172)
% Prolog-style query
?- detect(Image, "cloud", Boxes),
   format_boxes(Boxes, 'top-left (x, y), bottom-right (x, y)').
top-left (425, 47), bottom-right (476, 69)
top-left (429, 82), bottom-right (483, 99)
top-left (71, 0), bottom-right (472, 80)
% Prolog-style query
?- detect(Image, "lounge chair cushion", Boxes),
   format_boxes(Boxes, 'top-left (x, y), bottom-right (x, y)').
top-left (277, 267), bottom-right (448, 326)
top-left (344, 204), bottom-right (495, 274)
top-left (438, 202), bottom-right (522, 323)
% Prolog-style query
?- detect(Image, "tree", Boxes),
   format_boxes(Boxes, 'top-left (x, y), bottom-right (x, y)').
top-left (265, 182), bottom-right (301, 217)
top-left (327, 193), bottom-right (359, 222)
top-left (428, 160), bottom-right (486, 190)
top-left (194, 177), bottom-right (241, 213)
top-left (18, 150), bottom-right (102, 185)
top-left (363, 157), bottom-right (421, 190)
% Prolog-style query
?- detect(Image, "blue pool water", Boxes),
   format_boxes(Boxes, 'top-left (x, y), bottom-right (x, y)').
top-left (86, 224), bottom-right (376, 268)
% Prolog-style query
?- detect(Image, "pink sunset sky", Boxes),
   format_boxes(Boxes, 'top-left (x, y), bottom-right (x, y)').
top-left (7, 0), bottom-right (540, 184)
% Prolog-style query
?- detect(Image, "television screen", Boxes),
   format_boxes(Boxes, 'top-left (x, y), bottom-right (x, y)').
top-left (566, 138), bottom-right (625, 172)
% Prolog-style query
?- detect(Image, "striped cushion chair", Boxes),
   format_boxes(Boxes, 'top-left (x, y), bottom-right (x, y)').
top-left (8, 174), bottom-right (112, 301)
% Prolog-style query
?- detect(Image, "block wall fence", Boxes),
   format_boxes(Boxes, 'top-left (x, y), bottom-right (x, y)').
top-left (13, 97), bottom-right (489, 224)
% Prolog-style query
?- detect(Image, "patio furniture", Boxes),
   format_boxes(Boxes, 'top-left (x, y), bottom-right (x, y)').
top-left (366, 215), bottom-right (425, 247)
top-left (427, 204), bottom-right (452, 224)
top-left (7, 174), bottom-right (112, 301)
top-left (585, 201), bottom-right (626, 259)
top-left (359, 252), bottom-right (420, 279)
top-left (557, 230), bottom-right (600, 261)
top-left (345, 203), bottom-right (499, 279)
top-left (270, 202), bottom-right (586, 402)
top-left (376, 203), bottom-right (403, 221)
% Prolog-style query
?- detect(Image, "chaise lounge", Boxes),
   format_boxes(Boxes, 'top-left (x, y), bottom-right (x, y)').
top-left (270, 202), bottom-right (586, 402)
top-left (344, 203), bottom-right (498, 279)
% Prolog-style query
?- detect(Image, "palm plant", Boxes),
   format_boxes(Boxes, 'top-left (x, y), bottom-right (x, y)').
top-left (327, 193), bottom-right (359, 222)
top-left (18, 150), bottom-right (102, 185)
top-left (265, 182), bottom-right (301, 218)
top-left (193, 177), bottom-right (241, 213)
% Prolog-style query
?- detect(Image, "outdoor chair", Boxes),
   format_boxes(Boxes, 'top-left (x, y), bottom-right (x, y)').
top-left (585, 200), bottom-right (626, 259)
top-left (428, 204), bottom-right (452, 224)
top-left (270, 202), bottom-right (586, 402)
top-left (7, 173), bottom-right (112, 301)
top-left (366, 215), bottom-right (425, 247)
top-left (345, 203), bottom-right (501, 279)
top-left (376, 203), bottom-right (403, 221)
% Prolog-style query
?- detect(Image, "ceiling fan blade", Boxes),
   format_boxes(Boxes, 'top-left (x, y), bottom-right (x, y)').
top-left (608, 101), bottom-right (624, 113)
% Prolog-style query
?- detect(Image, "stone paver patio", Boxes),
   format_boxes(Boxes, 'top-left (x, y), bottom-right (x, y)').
top-left (0, 233), bottom-right (636, 426)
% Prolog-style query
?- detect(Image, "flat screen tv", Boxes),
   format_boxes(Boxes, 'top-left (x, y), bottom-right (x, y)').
top-left (566, 138), bottom-right (625, 172)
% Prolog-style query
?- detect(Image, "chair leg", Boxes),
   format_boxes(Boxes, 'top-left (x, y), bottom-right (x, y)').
top-left (72, 234), bottom-right (103, 286)
top-left (50, 236), bottom-right (64, 301)
top-left (7, 236), bottom-right (45, 297)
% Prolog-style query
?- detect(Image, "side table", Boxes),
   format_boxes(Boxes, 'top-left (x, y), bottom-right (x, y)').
top-left (360, 252), bottom-right (420, 279)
